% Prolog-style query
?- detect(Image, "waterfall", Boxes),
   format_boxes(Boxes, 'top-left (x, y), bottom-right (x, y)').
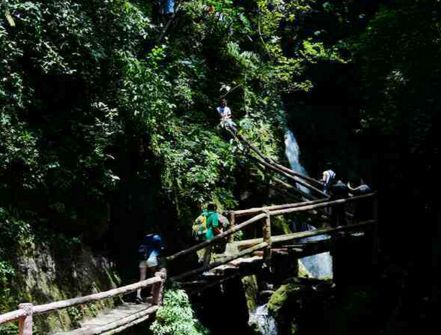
top-left (284, 130), bottom-right (333, 279)
top-left (249, 305), bottom-right (278, 335)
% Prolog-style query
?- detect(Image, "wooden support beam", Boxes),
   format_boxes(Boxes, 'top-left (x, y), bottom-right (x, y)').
top-left (171, 242), bottom-right (268, 281)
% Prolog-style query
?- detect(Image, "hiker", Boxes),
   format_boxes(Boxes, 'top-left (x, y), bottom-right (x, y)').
top-left (136, 233), bottom-right (164, 303)
top-left (329, 179), bottom-right (349, 227)
top-left (200, 203), bottom-right (219, 266)
top-left (321, 167), bottom-right (336, 194)
top-left (192, 206), bottom-right (208, 243)
top-left (348, 179), bottom-right (372, 221)
top-left (162, 0), bottom-right (175, 16)
top-left (216, 98), bottom-right (237, 132)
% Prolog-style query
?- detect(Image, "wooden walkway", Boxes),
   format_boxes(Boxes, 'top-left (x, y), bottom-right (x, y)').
top-left (54, 302), bottom-right (157, 335)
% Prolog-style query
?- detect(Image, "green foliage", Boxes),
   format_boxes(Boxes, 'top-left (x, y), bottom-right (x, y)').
top-left (0, 0), bottom-right (344, 232)
top-left (150, 289), bottom-right (208, 335)
top-left (353, 0), bottom-right (440, 153)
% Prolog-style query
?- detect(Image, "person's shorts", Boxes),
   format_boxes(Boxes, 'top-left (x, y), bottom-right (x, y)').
top-left (139, 255), bottom-right (159, 269)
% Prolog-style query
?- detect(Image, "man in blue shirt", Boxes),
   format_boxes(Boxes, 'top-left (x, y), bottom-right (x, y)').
top-left (136, 233), bottom-right (164, 303)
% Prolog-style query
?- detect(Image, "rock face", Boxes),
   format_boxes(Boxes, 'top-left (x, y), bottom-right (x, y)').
top-left (0, 233), bottom-right (119, 334)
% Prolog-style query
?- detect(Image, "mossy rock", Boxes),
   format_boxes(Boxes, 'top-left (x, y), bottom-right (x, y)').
top-left (267, 282), bottom-right (302, 316)
top-left (241, 275), bottom-right (259, 312)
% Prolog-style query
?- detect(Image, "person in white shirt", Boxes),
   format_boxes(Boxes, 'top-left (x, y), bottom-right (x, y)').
top-left (321, 168), bottom-right (336, 194)
top-left (216, 98), bottom-right (237, 132)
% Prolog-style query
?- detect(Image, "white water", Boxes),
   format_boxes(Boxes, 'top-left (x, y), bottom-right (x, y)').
top-left (249, 305), bottom-right (278, 335)
top-left (284, 130), bottom-right (333, 279)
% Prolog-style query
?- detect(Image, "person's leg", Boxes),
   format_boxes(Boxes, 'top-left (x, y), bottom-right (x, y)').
top-left (136, 261), bottom-right (147, 300)
top-left (203, 245), bottom-right (212, 267)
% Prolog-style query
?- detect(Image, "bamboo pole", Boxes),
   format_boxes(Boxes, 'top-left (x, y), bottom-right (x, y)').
top-left (18, 303), bottom-right (33, 335)
top-left (32, 277), bottom-right (161, 315)
top-left (166, 213), bottom-right (267, 261)
top-left (171, 242), bottom-right (268, 281)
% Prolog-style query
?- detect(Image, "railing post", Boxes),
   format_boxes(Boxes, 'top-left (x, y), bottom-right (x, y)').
top-left (262, 210), bottom-right (272, 264)
top-left (18, 303), bottom-right (33, 335)
top-left (152, 269), bottom-right (167, 306)
top-left (228, 212), bottom-right (236, 243)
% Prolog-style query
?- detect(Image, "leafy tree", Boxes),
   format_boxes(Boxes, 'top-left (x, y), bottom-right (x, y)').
top-left (150, 289), bottom-right (208, 335)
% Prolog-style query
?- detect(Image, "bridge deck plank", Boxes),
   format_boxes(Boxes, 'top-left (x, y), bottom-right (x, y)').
top-left (53, 302), bottom-right (153, 335)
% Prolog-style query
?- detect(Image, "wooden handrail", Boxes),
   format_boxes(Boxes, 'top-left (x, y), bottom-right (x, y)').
top-left (0, 274), bottom-right (166, 335)
top-left (249, 153), bottom-right (327, 198)
top-left (0, 309), bottom-right (26, 324)
top-left (235, 133), bottom-right (326, 193)
top-left (33, 276), bottom-right (162, 315)
top-left (230, 197), bottom-right (329, 217)
top-left (167, 193), bottom-right (374, 262)
top-left (269, 193), bottom-right (375, 216)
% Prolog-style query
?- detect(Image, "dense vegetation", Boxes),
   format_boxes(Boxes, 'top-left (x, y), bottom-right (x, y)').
top-left (0, 0), bottom-right (438, 334)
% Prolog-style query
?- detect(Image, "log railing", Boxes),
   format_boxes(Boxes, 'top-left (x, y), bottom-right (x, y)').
top-left (167, 193), bottom-right (376, 281)
top-left (0, 270), bottom-right (166, 335)
top-left (232, 132), bottom-right (328, 198)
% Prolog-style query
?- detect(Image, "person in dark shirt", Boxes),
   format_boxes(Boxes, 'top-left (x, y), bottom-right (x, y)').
top-left (136, 233), bottom-right (164, 303)
top-left (330, 179), bottom-right (349, 227)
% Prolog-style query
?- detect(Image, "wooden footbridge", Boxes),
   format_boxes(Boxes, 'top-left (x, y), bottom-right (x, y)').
top-left (0, 132), bottom-right (378, 334)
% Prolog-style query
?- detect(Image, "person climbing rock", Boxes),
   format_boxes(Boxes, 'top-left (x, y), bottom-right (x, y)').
top-left (321, 167), bottom-right (336, 194)
top-left (136, 232), bottom-right (164, 303)
top-left (216, 98), bottom-right (237, 133)
top-left (330, 179), bottom-right (349, 227)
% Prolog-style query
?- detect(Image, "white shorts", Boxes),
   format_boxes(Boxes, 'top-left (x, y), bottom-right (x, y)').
top-left (139, 256), bottom-right (158, 269)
